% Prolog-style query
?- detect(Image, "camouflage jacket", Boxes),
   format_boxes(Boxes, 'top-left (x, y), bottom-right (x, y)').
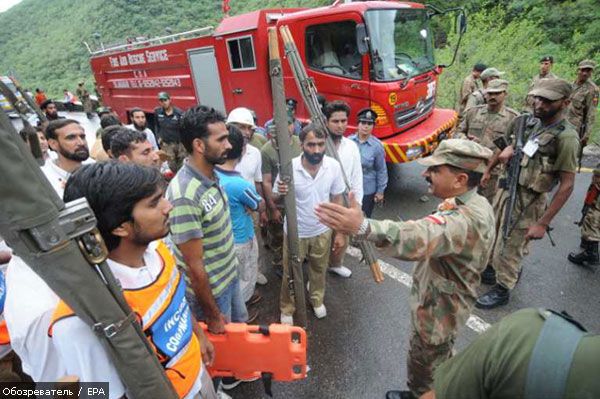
top-left (459, 74), bottom-right (481, 112)
top-left (567, 79), bottom-right (599, 141)
top-left (456, 105), bottom-right (519, 159)
top-left (367, 189), bottom-right (495, 345)
top-left (464, 89), bottom-right (485, 113)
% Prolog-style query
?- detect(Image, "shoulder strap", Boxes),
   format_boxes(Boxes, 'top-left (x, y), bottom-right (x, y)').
top-left (524, 309), bottom-right (587, 399)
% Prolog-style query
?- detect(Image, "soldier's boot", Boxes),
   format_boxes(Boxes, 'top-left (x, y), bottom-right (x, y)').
top-left (480, 265), bottom-right (496, 285)
top-left (385, 391), bottom-right (415, 399)
top-left (475, 284), bottom-right (509, 309)
top-left (568, 239), bottom-right (600, 267)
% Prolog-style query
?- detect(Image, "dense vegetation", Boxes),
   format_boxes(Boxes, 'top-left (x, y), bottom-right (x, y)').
top-left (0, 0), bottom-right (597, 134)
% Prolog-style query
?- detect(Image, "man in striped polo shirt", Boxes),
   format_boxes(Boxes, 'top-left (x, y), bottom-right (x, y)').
top-left (167, 105), bottom-right (248, 334)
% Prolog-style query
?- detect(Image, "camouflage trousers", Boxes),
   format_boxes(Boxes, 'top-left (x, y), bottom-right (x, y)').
top-left (581, 205), bottom-right (600, 241)
top-left (160, 140), bottom-right (187, 173)
top-left (490, 188), bottom-right (546, 289)
top-left (407, 330), bottom-right (454, 397)
top-left (266, 216), bottom-right (284, 266)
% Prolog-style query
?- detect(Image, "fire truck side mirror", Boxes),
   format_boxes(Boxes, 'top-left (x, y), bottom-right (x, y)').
top-left (356, 24), bottom-right (369, 56)
top-left (456, 13), bottom-right (467, 35)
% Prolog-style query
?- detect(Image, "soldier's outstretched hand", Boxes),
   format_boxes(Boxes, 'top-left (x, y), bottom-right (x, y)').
top-left (315, 192), bottom-right (364, 235)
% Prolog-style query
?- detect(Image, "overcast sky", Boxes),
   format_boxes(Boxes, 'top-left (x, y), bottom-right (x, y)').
top-left (0, 0), bottom-right (23, 13)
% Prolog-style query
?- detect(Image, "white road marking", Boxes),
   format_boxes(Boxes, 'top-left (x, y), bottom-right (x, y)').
top-left (346, 246), bottom-right (491, 334)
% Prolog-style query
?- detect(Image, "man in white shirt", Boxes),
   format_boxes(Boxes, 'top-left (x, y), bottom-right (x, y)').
top-left (275, 125), bottom-right (345, 324)
top-left (53, 162), bottom-right (216, 399)
top-left (125, 107), bottom-right (159, 150)
top-left (323, 101), bottom-right (364, 278)
top-left (41, 119), bottom-right (93, 198)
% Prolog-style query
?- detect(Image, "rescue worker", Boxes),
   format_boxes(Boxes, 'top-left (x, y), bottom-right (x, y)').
top-left (568, 168), bottom-right (600, 267)
top-left (525, 55), bottom-right (558, 113)
top-left (315, 139), bottom-right (495, 399)
top-left (477, 79), bottom-right (579, 309)
top-left (154, 91), bottom-right (185, 173)
top-left (463, 68), bottom-right (504, 112)
top-left (567, 59), bottom-right (598, 146)
top-left (227, 107), bottom-right (267, 150)
top-left (458, 63), bottom-right (487, 114)
top-left (455, 79), bottom-right (519, 205)
top-left (75, 80), bottom-right (93, 119)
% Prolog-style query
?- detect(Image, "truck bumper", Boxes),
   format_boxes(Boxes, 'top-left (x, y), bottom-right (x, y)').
top-left (382, 108), bottom-right (457, 163)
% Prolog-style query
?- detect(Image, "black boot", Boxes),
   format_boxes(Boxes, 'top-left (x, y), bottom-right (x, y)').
top-left (476, 284), bottom-right (509, 309)
top-left (568, 239), bottom-right (600, 267)
top-left (480, 265), bottom-right (496, 285)
top-left (385, 391), bottom-right (415, 399)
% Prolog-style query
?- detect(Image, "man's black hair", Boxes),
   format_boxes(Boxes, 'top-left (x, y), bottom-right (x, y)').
top-left (473, 63), bottom-right (487, 72)
top-left (110, 129), bottom-right (148, 158)
top-left (40, 99), bottom-right (55, 111)
top-left (45, 119), bottom-right (80, 141)
top-left (102, 126), bottom-right (129, 154)
top-left (129, 107), bottom-right (145, 117)
top-left (100, 114), bottom-right (121, 129)
top-left (226, 125), bottom-right (244, 160)
top-left (446, 164), bottom-right (483, 189)
top-left (323, 100), bottom-right (350, 120)
top-left (299, 123), bottom-right (327, 143)
top-left (63, 162), bottom-right (164, 251)
top-left (179, 105), bottom-right (226, 153)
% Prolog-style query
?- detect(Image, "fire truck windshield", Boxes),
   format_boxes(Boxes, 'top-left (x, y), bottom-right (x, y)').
top-left (365, 8), bottom-right (435, 82)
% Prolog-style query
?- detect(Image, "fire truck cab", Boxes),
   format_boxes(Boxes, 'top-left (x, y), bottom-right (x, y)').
top-left (89, 1), bottom-right (462, 163)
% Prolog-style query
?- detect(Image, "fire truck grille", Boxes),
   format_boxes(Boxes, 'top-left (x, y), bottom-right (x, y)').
top-left (394, 97), bottom-right (435, 129)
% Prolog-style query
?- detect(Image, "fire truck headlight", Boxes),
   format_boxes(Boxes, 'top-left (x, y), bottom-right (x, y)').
top-left (406, 146), bottom-right (424, 159)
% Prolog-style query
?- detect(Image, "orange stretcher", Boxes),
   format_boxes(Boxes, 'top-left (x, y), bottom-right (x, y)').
top-left (200, 322), bottom-right (307, 382)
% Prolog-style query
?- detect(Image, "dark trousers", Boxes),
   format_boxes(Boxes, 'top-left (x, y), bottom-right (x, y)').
top-left (362, 193), bottom-right (375, 218)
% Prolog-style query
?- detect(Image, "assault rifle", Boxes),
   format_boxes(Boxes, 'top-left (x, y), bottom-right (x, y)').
top-left (576, 182), bottom-right (599, 226)
top-left (279, 25), bottom-right (384, 283)
top-left (268, 27), bottom-right (307, 327)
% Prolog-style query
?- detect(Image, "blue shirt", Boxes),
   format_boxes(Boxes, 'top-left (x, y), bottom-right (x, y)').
top-left (264, 118), bottom-right (303, 136)
top-left (349, 134), bottom-right (388, 195)
top-left (216, 168), bottom-right (262, 244)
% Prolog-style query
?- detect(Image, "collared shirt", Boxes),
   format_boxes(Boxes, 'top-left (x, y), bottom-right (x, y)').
top-left (125, 124), bottom-right (159, 150)
top-left (567, 79), bottom-right (599, 140)
top-left (235, 144), bottom-right (262, 183)
top-left (274, 155), bottom-right (345, 238)
top-left (349, 134), bottom-right (388, 195)
top-left (336, 136), bottom-right (364, 204)
top-left (167, 163), bottom-right (238, 297)
top-left (154, 106), bottom-right (183, 143)
top-left (41, 159), bottom-right (95, 198)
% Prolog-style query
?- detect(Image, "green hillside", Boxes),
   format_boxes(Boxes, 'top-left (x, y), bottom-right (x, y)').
top-left (0, 0), bottom-right (597, 120)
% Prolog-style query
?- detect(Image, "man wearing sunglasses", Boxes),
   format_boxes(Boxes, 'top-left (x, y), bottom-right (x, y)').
top-left (349, 108), bottom-right (388, 218)
top-left (154, 91), bottom-right (184, 173)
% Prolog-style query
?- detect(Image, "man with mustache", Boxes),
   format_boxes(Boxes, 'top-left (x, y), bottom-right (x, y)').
top-left (41, 119), bottom-right (92, 198)
top-left (275, 124), bottom-right (345, 324)
top-left (314, 139), bottom-right (495, 399)
top-left (455, 79), bottom-right (518, 205)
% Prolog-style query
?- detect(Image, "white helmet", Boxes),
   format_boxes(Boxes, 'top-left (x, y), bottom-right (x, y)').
top-left (226, 107), bottom-right (256, 128)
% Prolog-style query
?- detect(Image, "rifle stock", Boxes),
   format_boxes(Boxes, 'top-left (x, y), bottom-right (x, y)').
top-left (279, 25), bottom-right (384, 283)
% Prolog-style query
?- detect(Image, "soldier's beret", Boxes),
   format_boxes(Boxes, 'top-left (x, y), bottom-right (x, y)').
top-left (480, 68), bottom-right (504, 80)
top-left (528, 78), bottom-right (572, 101)
top-left (357, 107), bottom-right (377, 123)
top-left (578, 60), bottom-right (596, 70)
top-left (485, 79), bottom-right (509, 94)
top-left (540, 56), bottom-right (554, 63)
top-left (158, 91), bottom-right (170, 100)
top-left (418, 139), bottom-right (493, 173)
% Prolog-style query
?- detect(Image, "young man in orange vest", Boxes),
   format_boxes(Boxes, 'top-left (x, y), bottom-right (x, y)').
top-left (50, 162), bottom-right (217, 399)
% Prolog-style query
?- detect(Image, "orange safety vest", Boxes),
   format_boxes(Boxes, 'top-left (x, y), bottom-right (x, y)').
top-left (0, 320), bottom-right (9, 345)
top-left (49, 241), bottom-right (201, 398)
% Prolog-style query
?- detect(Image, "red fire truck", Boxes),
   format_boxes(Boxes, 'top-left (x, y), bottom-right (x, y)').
top-left (88, 1), bottom-right (465, 163)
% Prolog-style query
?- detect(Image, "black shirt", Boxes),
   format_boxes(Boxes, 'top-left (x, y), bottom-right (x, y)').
top-left (154, 106), bottom-right (183, 143)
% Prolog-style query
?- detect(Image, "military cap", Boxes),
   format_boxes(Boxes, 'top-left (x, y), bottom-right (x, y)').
top-left (418, 139), bottom-right (493, 173)
top-left (286, 98), bottom-right (298, 110)
top-left (528, 78), bottom-right (572, 101)
top-left (480, 68), bottom-right (504, 80)
top-left (357, 107), bottom-right (377, 123)
top-left (578, 59), bottom-right (596, 70)
top-left (157, 91), bottom-right (170, 100)
top-left (485, 79), bottom-right (509, 93)
top-left (540, 55), bottom-right (554, 63)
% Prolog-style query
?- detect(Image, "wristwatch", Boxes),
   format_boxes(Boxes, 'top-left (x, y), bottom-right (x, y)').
top-left (357, 218), bottom-right (370, 236)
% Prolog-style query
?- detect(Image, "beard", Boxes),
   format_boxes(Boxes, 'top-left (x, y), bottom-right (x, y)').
top-left (133, 122), bottom-right (146, 131)
top-left (534, 105), bottom-right (562, 120)
top-left (132, 219), bottom-right (168, 246)
top-left (205, 151), bottom-right (227, 165)
top-left (304, 151), bottom-right (324, 165)
top-left (59, 146), bottom-right (89, 162)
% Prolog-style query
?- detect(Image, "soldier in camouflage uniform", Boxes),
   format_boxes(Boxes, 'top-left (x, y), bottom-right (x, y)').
top-left (456, 79), bottom-right (519, 204)
top-left (458, 63), bottom-right (486, 115)
top-left (462, 68), bottom-right (504, 115)
top-left (525, 56), bottom-right (558, 113)
top-left (75, 81), bottom-right (93, 119)
top-left (566, 60), bottom-right (599, 145)
top-left (315, 139), bottom-right (495, 399)
top-left (568, 168), bottom-right (600, 267)
top-left (477, 79), bottom-right (580, 309)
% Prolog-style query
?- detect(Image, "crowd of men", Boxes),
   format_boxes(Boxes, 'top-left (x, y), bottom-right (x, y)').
top-left (0, 54), bottom-right (598, 399)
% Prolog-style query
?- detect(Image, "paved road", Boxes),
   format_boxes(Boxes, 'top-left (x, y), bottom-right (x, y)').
top-left (23, 113), bottom-right (599, 398)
